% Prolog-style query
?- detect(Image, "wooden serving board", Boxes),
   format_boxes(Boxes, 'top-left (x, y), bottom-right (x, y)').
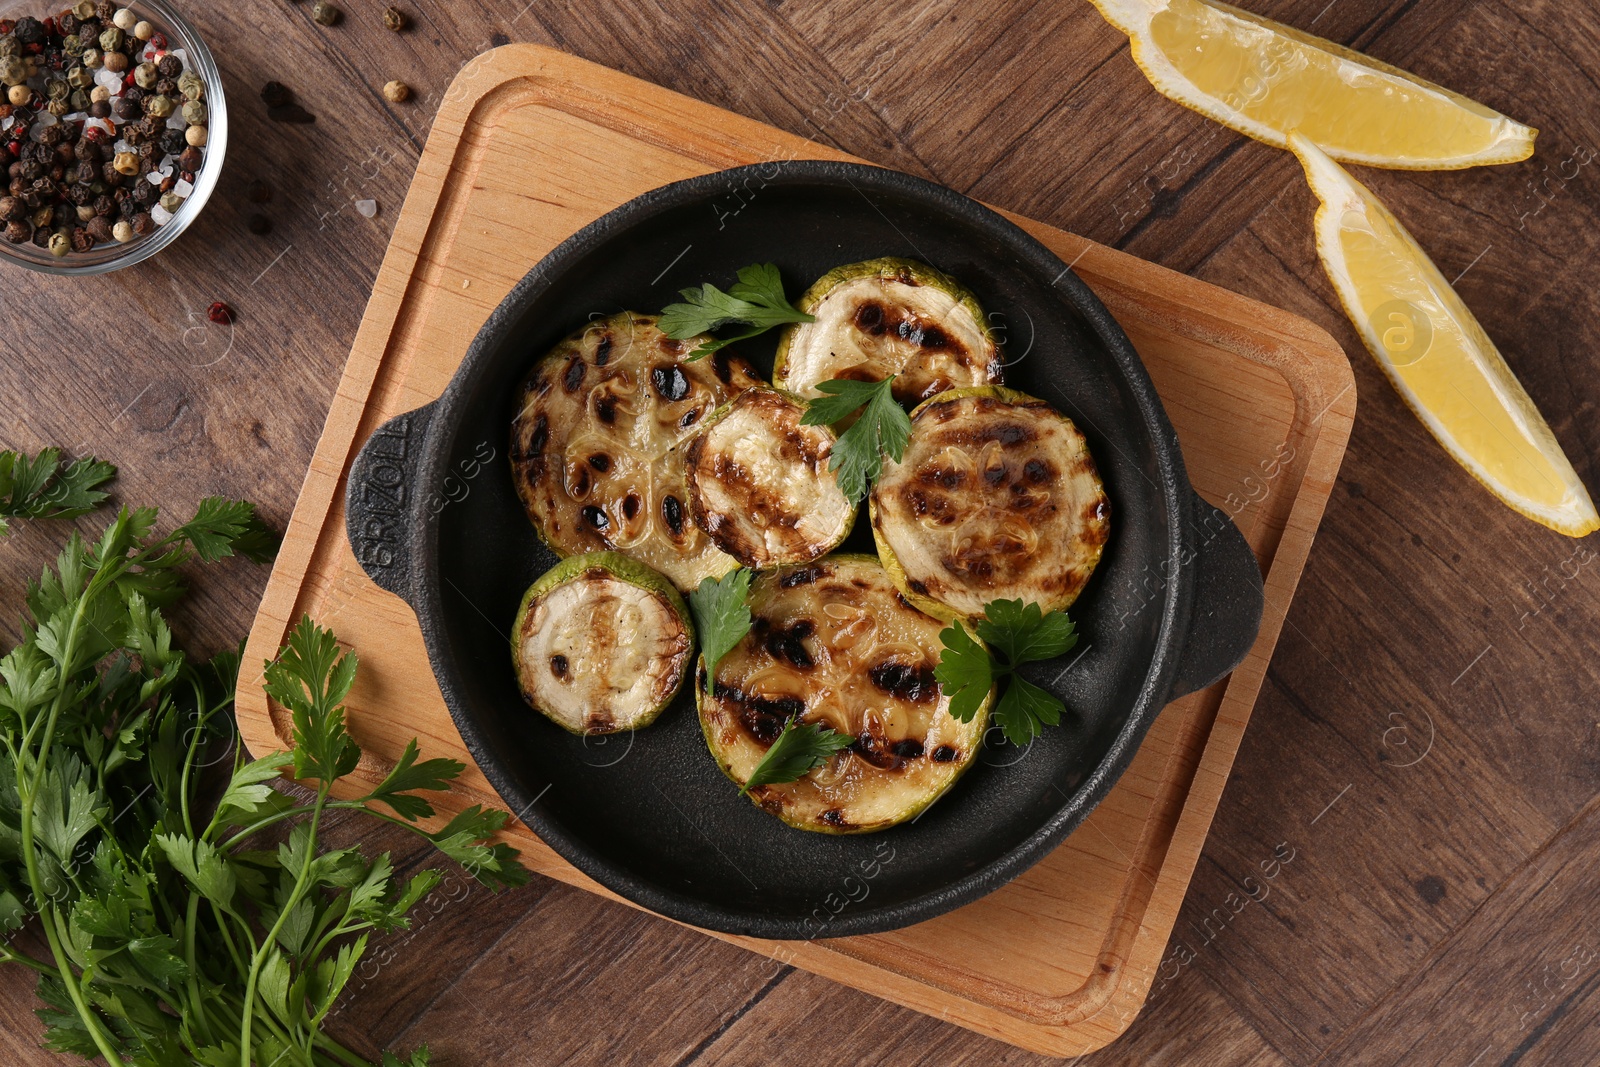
top-left (237, 44), bottom-right (1354, 1057)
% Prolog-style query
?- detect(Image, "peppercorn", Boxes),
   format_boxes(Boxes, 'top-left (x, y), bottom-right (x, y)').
top-left (70, 89), bottom-right (90, 110)
top-left (67, 65), bottom-right (93, 89)
top-left (144, 93), bottom-right (172, 118)
top-left (0, 56), bottom-right (23, 86)
top-left (158, 128), bottom-right (182, 154)
top-left (73, 159), bottom-right (96, 184)
top-left (74, 0), bottom-right (96, 18)
top-left (62, 32), bottom-right (85, 57)
top-left (246, 178), bottom-right (271, 203)
top-left (133, 61), bottom-right (157, 89)
top-left (85, 214), bottom-right (110, 241)
top-left (184, 124), bottom-right (206, 147)
top-left (4, 219), bottom-right (29, 243)
top-left (110, 217), bottom-right (131, 241)
top-left (102, 50), bottom-right (127, 73)
top-left (130, 210), bottom-right (152, 235)
top-left (0, 37), bottom-right (18, 61)
top-left (112, 94), bottom-right (139, 119)
top-left (97, 26), bottom-right (122, 51)
top-left (99, 160), bottom-right (122, 185)
top-left (207, 301), bottom-right (234, 324)
top-left (382, 6), bottom-right (407, 30)
top-left (47, 230), bottom-right (69, 256)
top-left (247, 213), bottom-right (271, 235)
top-left (74, 137), bottom-right (100, 162)
top-left (46, 100), bottom-right (69, 118)
top-left (158, 190), bottom-right (180, 213)
top-left (177, 145), bottom-right (201, 172)
top-left (7, 85), bottom-right (30, 107)
top-left (156, 53), bottom-right (181, 80)
top-left (132, 20), bottom-right (152, 41)
top-left (132, 179), bottom-right (156, 205)
top-left (93, 193), bottom-right (113, 216)
top-left (110, 150), bottom-right (137, 176)
top-left (312, 1), bottom-right (340, 25)
top-left (70, 225), bottom-right (94, 251)
top-left (111, 7), bottom-right (135, 31)
top-left (29, 224), bottom-right (50, 249)
top-left (88, 98), bottom-right (109, 117)
top-left (95, 1), bottom-right (116, 21)
top-left (74, 202), bottom-right (94, 221)
top-left (178, 69), bottom-right (202, 98)
top-left (81, 47), bottom-right (101, 68)
top-left (382, 79), bottom-right (410, 103)
top-left (0, 195), bottom-right (19, 220)
top-left (14, 17), bottom-right (44, 45)
top-left (181, 99), bottom-right (205, 125)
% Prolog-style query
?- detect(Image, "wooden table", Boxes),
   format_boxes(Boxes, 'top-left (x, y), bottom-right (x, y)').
top-left (2, 1), bottom-right (1597, 1063)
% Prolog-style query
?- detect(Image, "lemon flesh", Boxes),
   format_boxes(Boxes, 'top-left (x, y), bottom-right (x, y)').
top-left (1291, 134), bottom-right (1596, 536)
top-left (1091, 0), bottom-right (1535, 169)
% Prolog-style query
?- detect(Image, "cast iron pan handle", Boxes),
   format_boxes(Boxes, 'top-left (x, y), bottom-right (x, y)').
top-left (345, 402), bottom-right (437, 604)
top-left (1169, 493), bottom-right (1265, 700)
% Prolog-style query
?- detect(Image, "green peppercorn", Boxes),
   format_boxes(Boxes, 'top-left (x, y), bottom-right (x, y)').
top-left (98, 27), bottom-right (124, 52)
top-left (74, 0), bottom-right (96, 17)
top-left (382, 6), bottom-right (407, 30)
top-left (48, 231), bottom-right (69, 256)
top-left (0, 57), bottom-right (24, 86)
top-left (312, 1), bottom-right (340, 26)
top-left (67, 66), bottom-right (94, 89)
top-left (82, 47), bottom-right (102, 69)
top-left (178, 70), bottom-right (203, 99)
top-left (133, 62), bottom-right (158, 89)
top-left (31, 205), bottom-right (54, 228)
top-left (0, 36), bottom-right (20, 60)
top-left (47, 100), bottom-right (67, 117)
top-left (144, 93), bottom-right (173, 118)
top-left (75, 204), bottom-right (95, 222)
top-left (63, 33), bottom-right (86, 57)
top-left (70, 89), bottom-right (90, 111)
top-left (159, 190), bottom-right (181, 213)
top-left (181, 99), bottom-right (206, 125)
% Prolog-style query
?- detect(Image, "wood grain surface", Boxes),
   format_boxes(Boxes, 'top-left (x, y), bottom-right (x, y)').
top-left (1, 1), bottom-right (1596, 1064)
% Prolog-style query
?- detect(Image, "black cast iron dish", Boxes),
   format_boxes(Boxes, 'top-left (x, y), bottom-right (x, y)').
top-left (344, 161), bottom-right (1264, 939)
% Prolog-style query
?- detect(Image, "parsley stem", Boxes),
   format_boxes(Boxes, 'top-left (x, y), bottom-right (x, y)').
top-left (239, 785), bottom-right (328, 1067)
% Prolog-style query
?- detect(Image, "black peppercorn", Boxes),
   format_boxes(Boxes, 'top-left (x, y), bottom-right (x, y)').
top-left (13, 17), bottom-right (44, 45)
top-left (95, 1), bottom-right (115, 22)
top-left (93, 193), bottom-right (114, 217)
top-left (131, 211), bottom-right (153, 236)
top-left (0, 196), bottom-right (20, 221)
top-left (70, 225), bottom-right (93, 252)
top-left (157, 54), bottom-right (181, 79)
top-left (113, 95), bottom-right (140, 119)
top-left (4, 219), bottom-right (29, 243)
top-left (133, 180), bottom-right (158, 205)
top-left (100, 161), bottom-right (123, 185)
top-left (85, 214), bottom-right (111, 242)
top-left (30, 225), bottom-right (50, 248)
top-left (59, 13), bottom-right (80, 35)
top-left (74, 137), bottom-right (99, 162)
top-left (177, 145), bottom-right (201, 172)
top-left (73, 160), bottom-right (95, 184)
top-left (88, 99), bottom-right (109, 119)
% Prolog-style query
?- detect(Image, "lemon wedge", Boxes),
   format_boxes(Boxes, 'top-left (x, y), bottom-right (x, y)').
top-left (1290, 133), bottom-right (1596, 536)
top-left (1089, 0), bottom-right (1536, 169)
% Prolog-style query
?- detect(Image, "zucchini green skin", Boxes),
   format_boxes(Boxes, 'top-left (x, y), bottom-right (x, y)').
top-left (682, 387), bottom-right (857, 568)
top-left (696, 553), bottom-right (992, 834)
top-left (870, 385), bottom-right (1112, 622)
top-left (511, 552), bottom-right (695, 736)
top-left (773, 256), bottom-right (1003, 407)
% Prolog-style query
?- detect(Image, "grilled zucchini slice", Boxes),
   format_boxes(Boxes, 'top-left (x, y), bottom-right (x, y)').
top-left (870, 386), bottom-right (1111, 621)
top-left (512, 552), bottom-right (694, 736)
top-left (697, 555), bottom-right (990, 833)
top-left (773, 257), bottom-right (1003, 406)
top-left (683, 387), bottom-right (856, 568)
top-left (510, 311), bottom-right (764, 592)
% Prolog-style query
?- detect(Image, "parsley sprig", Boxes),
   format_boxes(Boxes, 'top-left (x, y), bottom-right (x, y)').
top-left (689, 567), bottom-right (754, 695)
top-left (0, 486), bottom-right (527, 1067)
top-left (0, 447), bottom-right (117, 536)
top-left (740, 718), bottom-right (855, 795)
top-left (800, 376), bottom-right (913, 502)
top-left (659, 262), bottom-right (814, 360)
top-left (935, 599), bottom-right (1079, 747)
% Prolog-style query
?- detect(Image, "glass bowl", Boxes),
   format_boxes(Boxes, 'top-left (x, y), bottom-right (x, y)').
top-left (0, 0), bottom-right (227, 275)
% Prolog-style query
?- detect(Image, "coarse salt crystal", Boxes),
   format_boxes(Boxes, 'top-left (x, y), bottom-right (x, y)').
top-left (150, 204), bottom-right (174, 226)
top-left (84, 118), bottom-right (113, 136)
top-left (1, 116), bottom-right (12, 132)
top-left (147, 171), bottom-right (162, 184)
top-left (64, 111), bottom-right (86, 123)
top-left (95, 69), bottom-right (123, 94)
top-left (166, 114), bottom-right (186, 131)
top-left (174, 178), bottom-right (194, 197)
top-left (172, 49), bottom-right (188, 65)
top-left (354, 199), bottom-right (378, 218)
top-left (114, 139), bottom-right (133, 155)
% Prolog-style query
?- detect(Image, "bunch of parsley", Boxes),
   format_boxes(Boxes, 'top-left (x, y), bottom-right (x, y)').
top-left (0, 454), bottom-right (528, 1067)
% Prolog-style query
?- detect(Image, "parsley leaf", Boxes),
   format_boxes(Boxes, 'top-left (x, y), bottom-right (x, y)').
top-left (690, 567), bottom-right (754, 695)
top-left (801, 376), bottom-right (913, 502)
top-left (0, 448), bottom-right (116, 536)
top-left (936, 599), bottom-right (1079, 747)
top-left (659, 262), bottom-right (814, 360)
top-left (740, 718), bottom-right (856, 795)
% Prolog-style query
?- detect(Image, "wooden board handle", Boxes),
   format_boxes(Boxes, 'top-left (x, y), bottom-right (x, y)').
top-left (1170, 494), bottom-right (1264, 698)
top-left (345, 402), bottom-right (438, 603)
